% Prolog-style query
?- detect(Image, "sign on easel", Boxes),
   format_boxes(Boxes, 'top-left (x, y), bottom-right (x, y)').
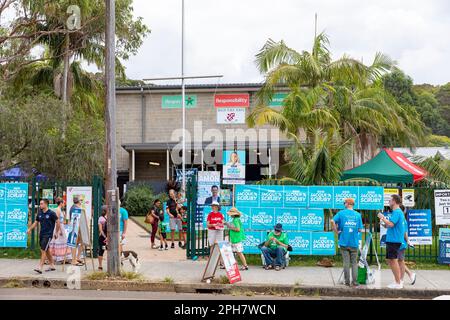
top-left (201, 241), bottom-right (241, 284)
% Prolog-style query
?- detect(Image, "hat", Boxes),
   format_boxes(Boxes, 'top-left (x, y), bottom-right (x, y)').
top-left (227, 207), bottom-right (242, 217)
top-left (274, 223), bottom-right (283, 232)
top-left (211, 201), bottom-right (220, 207)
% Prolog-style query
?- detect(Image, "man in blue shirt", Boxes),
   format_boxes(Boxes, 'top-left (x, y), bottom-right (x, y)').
top-left (27, 199), bottom-right (61, 274)
top-left (378, 194), bottom-right (406, 289)
top-left (331, 198), bottom-right (364, 287)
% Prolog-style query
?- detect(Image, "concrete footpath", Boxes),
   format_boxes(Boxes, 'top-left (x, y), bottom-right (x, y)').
top-left (0, 258), bottom-right (450, 299)
top-left (1, 220), bottom-right (449, 299)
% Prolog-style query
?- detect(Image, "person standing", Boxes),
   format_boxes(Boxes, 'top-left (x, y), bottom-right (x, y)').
top-left (48, 197), bottom-right (68, 263)
top-left (225, 207), bottom-right (248, 270)
top-left (27, 199), bottom-right (61, 274)
top-left (97, 205), bottom-right (108, 271)
top-left (166, 189), bottom-right (182, 249)
top-left (179, 205), bottom-right (188, 249)
top-left (261, 223), bottom-right (289, 271)
top-left (378, 194), bottom-right (406, 289)
top-left (206, 202), bottom-right (225, 247)
top-left (398, 205), bottom-right (417, 286)
top-left (149, 199), bottom-right (163, 249)
top-left (119, 198), bottom-right (129, 254)
top-left (331, 198), bottom-right (364, 287)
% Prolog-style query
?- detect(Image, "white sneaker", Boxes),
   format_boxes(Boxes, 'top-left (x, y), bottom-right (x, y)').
top-left (400, 280), bottom-right (404, 287)
top-left (388, 282), bottom-right (404, 289)
top-left (410, 273), bottom-right (417, 285)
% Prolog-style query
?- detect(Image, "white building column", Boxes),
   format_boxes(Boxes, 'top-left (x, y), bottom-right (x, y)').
top-left (131, 149), bottom-right (135, 181)
top-left (166, 149), bottom-right (170, 181)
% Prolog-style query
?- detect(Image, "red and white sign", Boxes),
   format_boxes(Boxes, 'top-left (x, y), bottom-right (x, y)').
top-left (218, 241), bottom-right (241, 284)
top-left (217, 108), bottom-right (246, 124)
top-left (214, 94), bottom-right (250, 108)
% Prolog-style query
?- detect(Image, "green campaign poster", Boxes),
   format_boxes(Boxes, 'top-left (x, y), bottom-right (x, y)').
top-left (162, 95), bottom-right (197, 109)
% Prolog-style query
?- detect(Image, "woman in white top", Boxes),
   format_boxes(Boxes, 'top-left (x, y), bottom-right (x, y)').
top-left (49, 197), bottom-right (69, 262)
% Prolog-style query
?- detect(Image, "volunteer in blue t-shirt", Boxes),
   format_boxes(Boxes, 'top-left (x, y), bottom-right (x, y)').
top-left (331, 198), bottom-right (364, 287)
top-left (378, 194), bottom-right (407, 289)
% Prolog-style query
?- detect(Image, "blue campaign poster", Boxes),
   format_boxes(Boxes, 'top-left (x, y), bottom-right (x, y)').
top-left (0, 183), bottom-right (29, 248)
top-left (239, 207), bottom-right (252, 230)
top-left (0, 204), bottom-right (5, 224)
top-left (311, 232), bottom-right (336, 255)
top-left (407, 209), bottom-right (432, 245)
top-left (5, 183), bottom-right (28, 204)
top-left (4, 204), bottom-right (28, 225)
top-left (3, 224), bottom-right (28, 247)
top-left (283, 186), bottom-right (308, 207)
top-left (333, 186), bottom-right (359, 210)
top-left (274, 208), bottom-right (299, 231)
top-left (358, 186), bottom-right (384, 210)
top-left (438, 228), bottom-right (450, 265)
top-left (260, 186), bottom-right (284, 208)
top-left (299, 209), bottom-right (324, 231)
top-left (308, 186), bottom-right (333, 209)
top-left (289, 232), bottom-right (312, 255)
top-left (250, 208), bottom-right (275, 230)
top-left (235, 185), bottom-right (260, 207)
top-left (242, 231), bottom-right (263, 254)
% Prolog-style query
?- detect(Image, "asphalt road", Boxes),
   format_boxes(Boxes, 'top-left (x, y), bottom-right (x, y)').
top-left (0, 288), bottom-right (418, 300)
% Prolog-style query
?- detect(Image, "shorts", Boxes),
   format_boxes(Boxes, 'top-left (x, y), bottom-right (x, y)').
top-left (98, 236), bottom-right (107, 257)
top-left (182, 223), bottom-right (188, 232)
top-left (386, 242), bottom-right (402, 259)
top-left (160, 232), bottom-right (167, 240)
top-left (169, 218), bottom-right (182, 231)
top-left (39, 235), bottom-right (53, 251)
top-left (207, 229), bottom-right (224, 246)
top-left (231, 242), bottom-right (244, 253)
top-left (398, 249), bottom-right (406, 261)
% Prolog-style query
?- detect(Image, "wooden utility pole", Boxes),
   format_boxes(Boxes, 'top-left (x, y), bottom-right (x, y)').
top-left (105, 0), bottom-right (120, 276)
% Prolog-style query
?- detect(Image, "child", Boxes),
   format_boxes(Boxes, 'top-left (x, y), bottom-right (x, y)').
top-left (180, 206), bottom-right (188, 249)
top-left (225, 207), bottom-right (248, 270)
top-left (158, 211), bottom-right (168, 251)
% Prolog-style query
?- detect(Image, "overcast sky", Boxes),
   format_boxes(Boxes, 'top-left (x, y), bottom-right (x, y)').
top-left (118, 0), bottom-right (450, 85)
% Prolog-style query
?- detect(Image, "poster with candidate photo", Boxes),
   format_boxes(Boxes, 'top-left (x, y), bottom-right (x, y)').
top-left (222, 150), bottom-right (246, 185)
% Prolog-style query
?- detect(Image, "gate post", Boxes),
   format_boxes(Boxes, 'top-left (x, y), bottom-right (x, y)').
top-left (30, 177), bottom-right (36, 250)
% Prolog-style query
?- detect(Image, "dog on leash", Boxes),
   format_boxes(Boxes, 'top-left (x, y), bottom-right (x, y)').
top-left (120, 250), bottom-right (140, 272)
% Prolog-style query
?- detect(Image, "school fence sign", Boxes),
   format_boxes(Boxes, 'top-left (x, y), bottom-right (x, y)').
top-left (235, 185), bottom-right (384, 210)
top-left (0, 183), bottom-right (29, 248)
top-left (438, 228), bottom-right (450, 265)
top-left (407, 209), bottom-right (432, 245)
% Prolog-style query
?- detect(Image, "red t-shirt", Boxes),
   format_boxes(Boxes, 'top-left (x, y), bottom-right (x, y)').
top-left (207, 211), bottom-right (224, 230)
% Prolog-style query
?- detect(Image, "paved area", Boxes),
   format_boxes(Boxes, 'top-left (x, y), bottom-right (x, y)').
top-left (0, 288), bottom-right (378, 300)
top-left (1, 219), bottom-right (449, 293)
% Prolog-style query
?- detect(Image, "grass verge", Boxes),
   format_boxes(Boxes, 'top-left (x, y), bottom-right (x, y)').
top-left (85, 271), bottom-right (144, 281)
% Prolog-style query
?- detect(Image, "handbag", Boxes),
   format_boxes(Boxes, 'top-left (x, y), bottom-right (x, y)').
top-left (145, 211), bottom-right (155, 224)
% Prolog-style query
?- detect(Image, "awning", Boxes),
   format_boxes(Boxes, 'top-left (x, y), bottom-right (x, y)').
top-left (341, 148), bottom-right (427, 184)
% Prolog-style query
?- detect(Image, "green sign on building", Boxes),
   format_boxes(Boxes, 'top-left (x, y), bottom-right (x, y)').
top-left (269, 93), bottom-right (288, 107)
top-left (162, 95), bottom-right (197, 109)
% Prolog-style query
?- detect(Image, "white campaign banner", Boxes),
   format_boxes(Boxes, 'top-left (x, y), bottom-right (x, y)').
top-left (67, 186), bottom-right (93, 223)
top-left (217, 108), bottom-right (246, 124)
top-left (435, 190), bottom-right (450, 225)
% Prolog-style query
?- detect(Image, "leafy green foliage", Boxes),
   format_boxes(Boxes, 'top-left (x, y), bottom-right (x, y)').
top-left (123, 184), bottom-right (155, 216)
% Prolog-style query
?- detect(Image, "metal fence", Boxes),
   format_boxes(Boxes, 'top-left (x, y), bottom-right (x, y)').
top-left (0, 175), bottom-right (103, 256)
top-left (185, 177), bottom-right (447, 264)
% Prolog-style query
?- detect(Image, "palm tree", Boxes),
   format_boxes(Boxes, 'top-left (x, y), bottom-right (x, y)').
top-left (285, 128), bottom-right (351, 185)
top-left (249, 32), bottom-right (426, 172)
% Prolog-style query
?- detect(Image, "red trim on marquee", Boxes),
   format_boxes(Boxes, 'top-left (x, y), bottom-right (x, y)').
top-left (384, 148), bottom-right (428, 182)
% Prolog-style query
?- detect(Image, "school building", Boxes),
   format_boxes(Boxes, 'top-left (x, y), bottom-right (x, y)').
top-left (115, 83), bottom-right (296, 193)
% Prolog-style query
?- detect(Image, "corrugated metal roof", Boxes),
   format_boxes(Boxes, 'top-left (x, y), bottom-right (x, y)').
top-left (116, 82), bottom-right (273, 91)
